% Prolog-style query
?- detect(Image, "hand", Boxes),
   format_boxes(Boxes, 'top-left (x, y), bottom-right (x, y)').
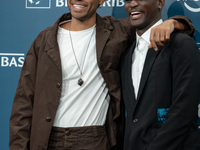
top-left (149, 19), bottom-right (176, 51)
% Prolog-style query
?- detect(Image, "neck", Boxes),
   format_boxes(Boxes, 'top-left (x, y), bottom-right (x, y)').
top-left (136, 17), bottom-right (161, 36)
top-left (62, 13), bottom-right (97, 31)
top-left (71, 17), bottom-right (96, 31)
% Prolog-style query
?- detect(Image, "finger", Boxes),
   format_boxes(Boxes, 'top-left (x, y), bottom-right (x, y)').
top-left (148, 43), bottom-right (152, 49)
top-left (150, 36), bottom-right (158, 50)
top-left (165, 29), bottom-right (171, 42)
top-left (154, 31), bottom-right (163, 47)
top-left (150, 37), bottom-right (158, 51)
top-left (158, 34), bottom-right (165, 47)
top-left (160, 30), bottom-right (165, 43)
top-left (150, 29), bottom-right (158, 51)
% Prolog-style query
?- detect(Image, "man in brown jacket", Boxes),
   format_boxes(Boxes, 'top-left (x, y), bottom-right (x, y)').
top-left (9, 0), bottom-right (195, 149)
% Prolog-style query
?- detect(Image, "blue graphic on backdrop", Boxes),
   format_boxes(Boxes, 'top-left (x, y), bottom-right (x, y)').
top-left (162, 0), bottom-right (200, 50)
top-left (182, 0), bottom-right (200, 13)
top-left (26, 0), bottom-right (51, 8)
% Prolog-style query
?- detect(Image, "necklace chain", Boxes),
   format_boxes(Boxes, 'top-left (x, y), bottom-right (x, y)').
top-left (68, 22), bottom-right (95, 86)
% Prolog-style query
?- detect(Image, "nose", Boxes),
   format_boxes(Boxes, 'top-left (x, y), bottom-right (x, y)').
top-left (127, 0), bottom-right (138, 7)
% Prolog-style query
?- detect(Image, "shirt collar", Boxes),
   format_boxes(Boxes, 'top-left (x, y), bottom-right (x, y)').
top-left (136, 19), bottom-right (163, 45)
top-left (59, 20), bottom-right (71, 26)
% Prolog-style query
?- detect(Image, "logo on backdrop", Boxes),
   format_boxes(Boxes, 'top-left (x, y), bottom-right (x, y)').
top-left (56, 0), bottom-right (125, 7)
top-left (26, 0), bottom-right (125, 8)
top-left (177, 0), bottom-right (200, 12)
top-left (0, 53), bottom-right (25, 67)
top-left (26, 0), bottom-right (51, 9)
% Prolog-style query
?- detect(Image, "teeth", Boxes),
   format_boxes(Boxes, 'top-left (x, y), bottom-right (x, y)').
top-left (131, 12), bottom-right (141, 15)
top-left (73, 4), bottom-right (85, 8)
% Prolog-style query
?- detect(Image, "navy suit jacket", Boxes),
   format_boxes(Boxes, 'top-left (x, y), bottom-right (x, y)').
top-left (120, 32), bottom-right (200, 150)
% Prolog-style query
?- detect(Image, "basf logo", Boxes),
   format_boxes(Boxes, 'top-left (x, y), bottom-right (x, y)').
top-left (0, 53), bottom-right (25, 67)
top-left (177, 0), bottom-right (200, 12)
top-left (26, 0), bottom-right (51, 9)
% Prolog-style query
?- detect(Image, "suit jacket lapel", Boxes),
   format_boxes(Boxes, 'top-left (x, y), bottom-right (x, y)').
top-left (126, 42), bottom-right (137, 102)
top-left (137, 48), bottom-right (161, 101)
top-left (121, 42), bottom-right (137, 109)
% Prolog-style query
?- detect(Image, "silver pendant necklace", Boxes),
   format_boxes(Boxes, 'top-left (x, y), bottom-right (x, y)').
top-left (68, 23), bottom-right (95, 86)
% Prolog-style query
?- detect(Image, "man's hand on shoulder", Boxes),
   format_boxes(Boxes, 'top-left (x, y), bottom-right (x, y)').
top-left (149, 19), bottom-right (185, 51)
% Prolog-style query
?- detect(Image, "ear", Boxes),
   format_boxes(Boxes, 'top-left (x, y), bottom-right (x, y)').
top-left (158, 0), bottom-right (165, 9)
top-left (99, 0), bottom-right (105, 5)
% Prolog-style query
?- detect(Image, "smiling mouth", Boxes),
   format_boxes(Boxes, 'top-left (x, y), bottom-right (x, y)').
top-left (130, 11), bottom-right (142, 19)
top-left (73, 4), bottom-right (86, 9)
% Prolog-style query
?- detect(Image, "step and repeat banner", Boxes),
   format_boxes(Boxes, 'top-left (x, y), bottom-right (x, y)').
top-left (0, 0), bottom-right (200, 149)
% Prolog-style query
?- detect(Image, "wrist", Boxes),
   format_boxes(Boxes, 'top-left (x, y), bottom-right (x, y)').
top-left (170, 19), bottom-right (185, 31)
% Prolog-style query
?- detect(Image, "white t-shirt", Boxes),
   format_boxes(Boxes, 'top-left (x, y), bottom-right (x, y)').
top-left (53, 23), bottom-right (110, 127)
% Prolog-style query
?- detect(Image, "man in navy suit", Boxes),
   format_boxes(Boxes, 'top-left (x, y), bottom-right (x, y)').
top-left (120, 0), bottom-right (200, 149)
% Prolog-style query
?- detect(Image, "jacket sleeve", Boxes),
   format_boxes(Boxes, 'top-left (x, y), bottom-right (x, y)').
top-left (147, 34), bottom-right (200, 150)
top-left (118, 15), bottom-right (195, 47)
top-left (169, 15), bottom-right (195, 37)
top-left (9, 35), bottom-right (39, 150)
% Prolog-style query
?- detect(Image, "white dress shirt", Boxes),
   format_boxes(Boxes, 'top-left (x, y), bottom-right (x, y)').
top-left (132, 19), bottom-right (163, 99)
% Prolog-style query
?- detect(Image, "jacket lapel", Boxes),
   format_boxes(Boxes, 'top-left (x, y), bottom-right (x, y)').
top-left (96, 14), bottom-right (113, 64)
top-left (45, 39), bottom-right (62, 72)
top-left (136, 48), bottom-right (161, 101)
top-left (126, 42), bottom-right (137, 104)
top-left (45, 13), bottom-right (73, 72)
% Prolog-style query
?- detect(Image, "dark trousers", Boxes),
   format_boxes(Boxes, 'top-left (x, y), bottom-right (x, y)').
top-left (48, 125), bottom-right (110, 150)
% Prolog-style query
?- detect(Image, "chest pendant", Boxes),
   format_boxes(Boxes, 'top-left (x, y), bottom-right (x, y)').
top-left (78, 77), bottom-right (84, 86)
